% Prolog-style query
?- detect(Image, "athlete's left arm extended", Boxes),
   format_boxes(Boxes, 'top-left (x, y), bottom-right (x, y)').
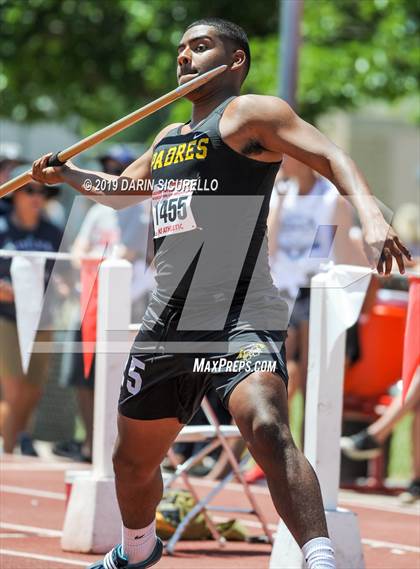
top-left (244, 95), bottom-right (411, 275)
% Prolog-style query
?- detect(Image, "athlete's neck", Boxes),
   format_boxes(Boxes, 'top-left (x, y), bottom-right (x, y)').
top-left (190, 87), bottom-right (238, 129)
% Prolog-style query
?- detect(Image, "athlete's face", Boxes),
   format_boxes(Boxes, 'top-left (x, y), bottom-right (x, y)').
top-left (177, 25), bottom-right (240, 94)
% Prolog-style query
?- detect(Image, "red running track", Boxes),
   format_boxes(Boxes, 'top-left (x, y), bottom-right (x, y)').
top-left (0, 454), bottom-right (419, 568)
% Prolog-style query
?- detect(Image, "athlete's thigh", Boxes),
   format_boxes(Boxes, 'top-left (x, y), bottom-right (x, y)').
top-left (115, 414), bottom-right (183, 467)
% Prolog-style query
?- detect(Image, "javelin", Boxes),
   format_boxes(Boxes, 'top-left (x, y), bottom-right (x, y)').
top-left (0, 65), bottom-right (227, 198)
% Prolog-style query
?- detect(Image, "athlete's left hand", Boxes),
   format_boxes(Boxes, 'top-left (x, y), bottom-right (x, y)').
top-left (363, 220), bottom-right (411, 275)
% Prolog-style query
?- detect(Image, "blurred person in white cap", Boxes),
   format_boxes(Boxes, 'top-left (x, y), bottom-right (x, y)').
top-left (0, 165), bottom-right (63, 455)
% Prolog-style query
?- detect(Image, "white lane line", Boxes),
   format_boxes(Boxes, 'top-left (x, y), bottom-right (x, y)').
top-left (0, 522), bottom-right (62, 537)
top-left (0, 549), bottom-right (91, 566)
top-left (0, 463), bottom-right (87, 472)
top-left (0, 533), bottom-right (27, 538)
top-left (0, 485), bottom-right (66, 500)
top-left (362, 538), bottom-right (420, 554)
top-left (3, 476), bottom-right (417, 518)
top-left (1, 520), bottom-right (418, 557)
top-left (340, 497), bottom-right (420, 517)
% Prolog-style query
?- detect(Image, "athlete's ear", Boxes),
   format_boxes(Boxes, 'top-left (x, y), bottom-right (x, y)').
top-left (231, 49), bottom-right (246, 72)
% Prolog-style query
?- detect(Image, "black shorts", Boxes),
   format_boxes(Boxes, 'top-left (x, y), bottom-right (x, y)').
top-left (119, 297), bottom-right (288, 424)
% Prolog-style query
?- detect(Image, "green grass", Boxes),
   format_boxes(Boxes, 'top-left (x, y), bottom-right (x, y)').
top-left (289, 391), bottom-right (304, 449)
top-left (388, 413), bottom-right (413, 480)
top-left (73, 415), bottom-right (86, 444)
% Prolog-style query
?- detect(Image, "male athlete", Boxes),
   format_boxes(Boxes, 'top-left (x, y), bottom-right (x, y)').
top-left (32, 18), bottom-right (410, 569)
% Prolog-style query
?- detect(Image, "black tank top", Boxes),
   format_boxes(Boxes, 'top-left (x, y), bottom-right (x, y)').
top-left (150, 96), bottom-right (282, 313)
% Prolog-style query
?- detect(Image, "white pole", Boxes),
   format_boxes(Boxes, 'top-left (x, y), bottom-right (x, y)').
top-left (62, 258), bottom-right (132, 553)
top-left (304, 272), bottom-right (346, 507)
top-left (93, 258), bottom-right (132, 478)
top-left (278, 0), bottom-right (303, 108)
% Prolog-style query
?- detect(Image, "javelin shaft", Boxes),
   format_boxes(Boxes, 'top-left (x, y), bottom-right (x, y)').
top-left (0, 65), bottom-right (227, 197)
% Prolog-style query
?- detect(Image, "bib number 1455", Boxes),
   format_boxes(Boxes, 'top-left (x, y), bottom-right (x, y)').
top-left (152, 192), bottom-right (197, 237)
top-left (153, 195), bottom-right (188, 224)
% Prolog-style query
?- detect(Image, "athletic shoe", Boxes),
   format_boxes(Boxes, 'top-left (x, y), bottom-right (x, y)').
top-left (399, 479), bottom-right (420, 505)
top-left (88, 539), bottom-right (163, 569)
top-left (19, 433), bottom-right (38, 457)
top-left (53, 439), bottom-right (92, 463)
top-left (340, 430), bottom-right (382, 460)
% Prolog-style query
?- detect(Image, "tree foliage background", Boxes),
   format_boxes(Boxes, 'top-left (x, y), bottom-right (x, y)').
top-left (1, 0), bottom-right (418, 140)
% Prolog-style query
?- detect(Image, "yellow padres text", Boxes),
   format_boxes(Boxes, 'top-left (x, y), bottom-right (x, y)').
top-left (151, 137), bottom-right (209, 171)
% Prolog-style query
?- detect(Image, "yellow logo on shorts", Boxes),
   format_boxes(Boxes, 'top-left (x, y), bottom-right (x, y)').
top-left (237, 343), bottom-right (265, 361)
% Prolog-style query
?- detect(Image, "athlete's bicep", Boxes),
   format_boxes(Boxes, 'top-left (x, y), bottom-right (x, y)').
top-left (250, 96), bottom-right (346, 179)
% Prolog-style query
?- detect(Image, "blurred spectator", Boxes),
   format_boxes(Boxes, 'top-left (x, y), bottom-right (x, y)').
top-left (268, 156), bottom-right (364, 401)
top-left (0, 166), bottom-right (62, 455)
top-left (98, 144), bottom-right (136, 176)
top-left (342, 208), bottom-right (419, 499)
top-left (246, 158), bottom-right (371, 481)
top-left (116, 203), bottom-right (154, 322)
top-left (0, 142), bottom-right (27, 217)
top-left (341, 368), bottom-right (420, 504)
top-left (53, 201), bottom-right (121, 462)
top-left (54, 145), bottom-right (153, 461)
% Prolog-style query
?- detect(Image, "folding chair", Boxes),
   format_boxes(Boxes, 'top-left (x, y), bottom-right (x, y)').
top-left (163, 395), bottom-right (273, 554)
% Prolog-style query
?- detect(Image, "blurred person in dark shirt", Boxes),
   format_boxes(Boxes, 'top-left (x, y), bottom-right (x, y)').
top-left (0, 166), bottom-right (62, 455)
top-left (53, 145), bottom-right (139, 462)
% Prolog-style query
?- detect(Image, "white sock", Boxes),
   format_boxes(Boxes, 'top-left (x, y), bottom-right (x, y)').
top-left (122, 520), bottom-right (157, 564)
top-left (302, 537), bottom-right (336, 569)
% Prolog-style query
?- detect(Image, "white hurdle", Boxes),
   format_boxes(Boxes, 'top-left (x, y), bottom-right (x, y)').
top-left (61, 260), bottom-right (371, 560)
top-left (270, 264), bottom-right (371, 569)
top-left (61, 258), bottom-right (132, 553)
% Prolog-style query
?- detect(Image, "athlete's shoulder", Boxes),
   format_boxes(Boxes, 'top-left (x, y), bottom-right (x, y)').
top-left (227, 95), bottom-right (294, 127)
top-left (231, 94), bottom-right (290, 114)
top-left (153, 123), bottom-right (183, 148)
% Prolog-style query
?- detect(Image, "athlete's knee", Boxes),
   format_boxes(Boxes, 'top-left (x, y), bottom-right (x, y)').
top-left (112, 443), bottom-right (157, 486)
top-left (250, 416), bottom-right (295, 457)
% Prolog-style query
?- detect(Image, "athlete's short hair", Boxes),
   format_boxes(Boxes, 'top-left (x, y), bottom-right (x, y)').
top-left (186, 18), bottom-right (251, 80)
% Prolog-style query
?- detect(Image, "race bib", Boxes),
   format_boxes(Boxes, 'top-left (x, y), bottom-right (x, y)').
top-left (152, 189), bottom-right (197, 238)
